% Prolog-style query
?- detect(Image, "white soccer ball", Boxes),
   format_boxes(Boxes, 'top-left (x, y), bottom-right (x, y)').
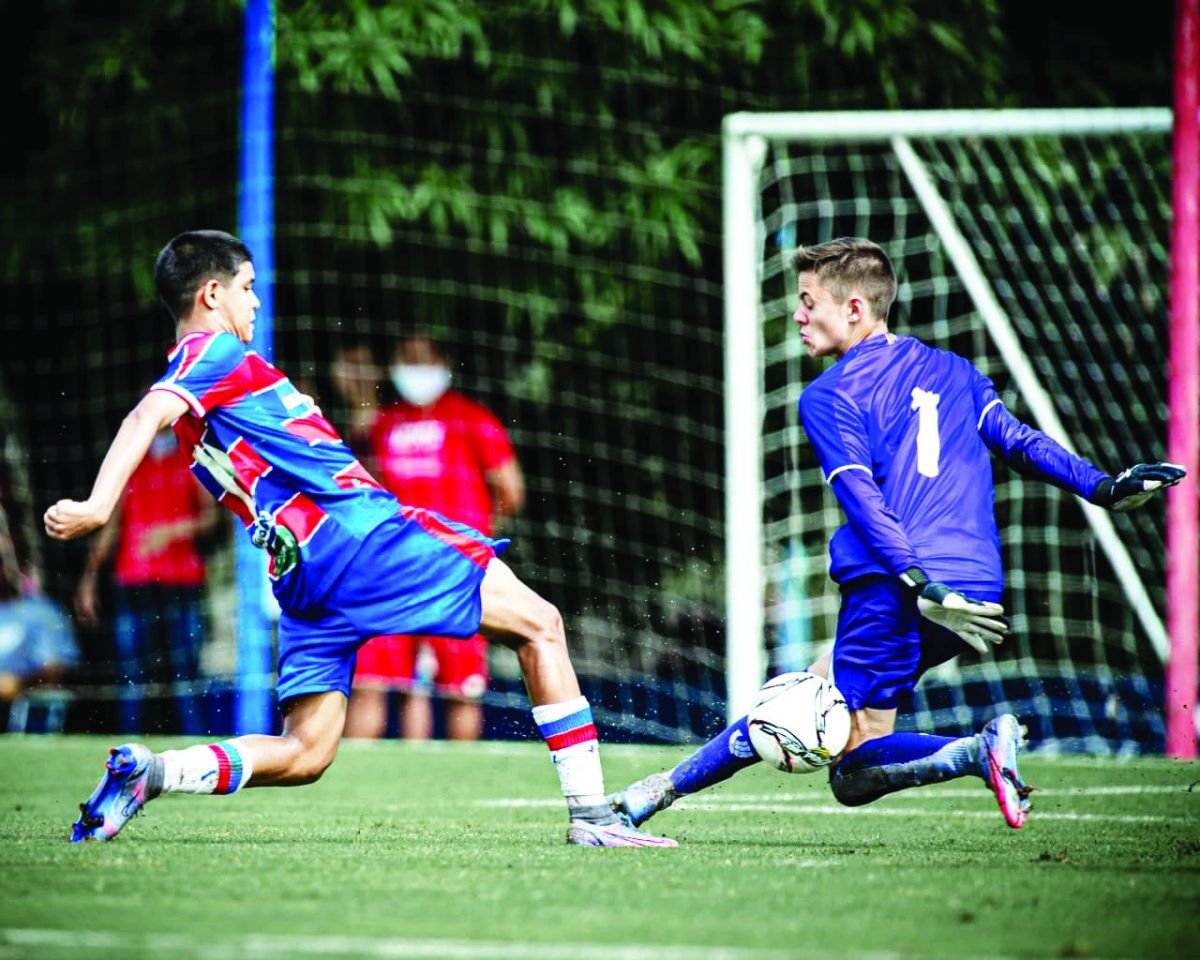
top-left (747, 672), bottom-right (851, 774)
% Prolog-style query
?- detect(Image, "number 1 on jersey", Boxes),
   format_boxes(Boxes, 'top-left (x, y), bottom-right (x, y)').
top-left (910, 387), bottom-right (941, 478)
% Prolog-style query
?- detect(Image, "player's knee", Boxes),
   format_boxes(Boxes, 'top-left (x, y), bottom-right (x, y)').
top-left (828, 760), bottom-right (876, 807)
top-left (510, 600), bottom-right (568, 669)
top-left (828, 765), bottom-right (865, 806)
top-left (526, 600), bottom-right (565, 649)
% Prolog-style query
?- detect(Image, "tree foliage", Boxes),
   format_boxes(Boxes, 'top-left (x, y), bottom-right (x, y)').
top-left (3, 0), bottom-right (1017, 308)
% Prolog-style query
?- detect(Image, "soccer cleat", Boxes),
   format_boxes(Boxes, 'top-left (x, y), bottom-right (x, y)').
top-left (607, 772), bottom-right (678, 828)
top-left (566, 819), bottom-right (678, 847)
top-left (70, 743), bottom-right (155, 843)
top-left (978, 714), bottom-right (1034, 829)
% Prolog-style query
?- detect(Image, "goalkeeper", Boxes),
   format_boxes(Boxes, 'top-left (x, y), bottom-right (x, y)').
top-left (612, 237), bottom-right (1184, 831)
top-left (46, 230), bottom-right (674, 848)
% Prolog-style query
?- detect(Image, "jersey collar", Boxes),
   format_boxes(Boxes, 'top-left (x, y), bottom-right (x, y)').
top-left (839, 331), bottom-right (897, 363)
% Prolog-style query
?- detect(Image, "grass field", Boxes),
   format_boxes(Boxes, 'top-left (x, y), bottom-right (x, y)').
top-left (2, 736), bottom-right (1198, 959)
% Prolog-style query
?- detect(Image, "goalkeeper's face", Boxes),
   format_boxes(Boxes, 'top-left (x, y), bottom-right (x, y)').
top-left (794, 273), bottom-right (854, 358)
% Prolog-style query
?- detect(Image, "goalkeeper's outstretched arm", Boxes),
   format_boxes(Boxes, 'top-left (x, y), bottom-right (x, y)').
top-left (977, 399), bottom-right (1185, 511)
top-left (44, 389), bottom-right (188, 542)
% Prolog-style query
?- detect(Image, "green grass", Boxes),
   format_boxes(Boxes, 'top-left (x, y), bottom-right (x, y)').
top-left (1, 736), bottom-right (1198, 959)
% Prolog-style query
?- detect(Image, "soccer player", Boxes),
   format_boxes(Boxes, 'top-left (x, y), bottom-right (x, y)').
top-left (46, 230), bottom-right (674, 848)
top-left (611, 237), bottom-right (1184, 831)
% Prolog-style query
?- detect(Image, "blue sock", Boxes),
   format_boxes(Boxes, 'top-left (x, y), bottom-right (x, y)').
top-left (830, 732), bottom-right (981, 807)
top-left (669, 716), bottom-right (761, 795)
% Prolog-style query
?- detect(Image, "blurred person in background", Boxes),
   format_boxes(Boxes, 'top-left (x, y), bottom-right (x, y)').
top-left (75, 427), bottom-right (218, 735)
top-left (328, 340), bottom-right (382, 461)
top-left (0, 392), bottom-right (79, 727)
top-left (346, 333), bottom-right (524, 741)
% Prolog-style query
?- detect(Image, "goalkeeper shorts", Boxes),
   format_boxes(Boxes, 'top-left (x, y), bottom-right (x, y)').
top-left (831, 575), bottom-right (1002, 712)
top-left (274, 507), bottom-right (508, 705)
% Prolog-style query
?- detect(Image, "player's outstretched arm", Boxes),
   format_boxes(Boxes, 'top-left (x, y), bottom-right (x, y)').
top-left (1088, 462), bottom-right (1187, 513)
top-left (44, 390), bottom-right (188, 542)
top-left (975, 383), bottom-right (1186, 510)
top-left (977, 399), bottom-right (1109, 499)
top-left (900, 568), bottom-right (1009, 655)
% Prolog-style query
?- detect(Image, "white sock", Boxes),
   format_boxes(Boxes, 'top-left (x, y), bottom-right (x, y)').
top-left (532, 696), bottom-right (605, 806)
top-left (159, 741), bottom-right (253, 795)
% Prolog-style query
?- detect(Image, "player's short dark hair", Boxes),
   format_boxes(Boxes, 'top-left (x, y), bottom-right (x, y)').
top-left (154, 230), bottom-right (252, 321)
top-left (790, 238), bottom-right (896, 321)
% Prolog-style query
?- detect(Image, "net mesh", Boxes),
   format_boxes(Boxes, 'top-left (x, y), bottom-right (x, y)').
top-left (757, 127), bottom-right (1171, 753)
top-left (276, 71), bottom-right (729, 743)
top-left (1, 55), bottom-right (732, 742)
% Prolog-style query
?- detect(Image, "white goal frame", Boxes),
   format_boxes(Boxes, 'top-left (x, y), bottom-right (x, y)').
top-left (722, 108), bottom-right (1173, 722)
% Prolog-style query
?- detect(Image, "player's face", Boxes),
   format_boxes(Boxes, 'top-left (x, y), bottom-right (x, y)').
top-left (220, 261), bottom-right (260, 344)
top-left (793, 273), bottom-right (852, 358)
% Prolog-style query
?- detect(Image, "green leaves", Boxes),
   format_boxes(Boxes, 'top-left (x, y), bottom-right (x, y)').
top-left (280, 0), bottom-right (491, 99)
top-left (5, 0), bottom-right (1019, 323)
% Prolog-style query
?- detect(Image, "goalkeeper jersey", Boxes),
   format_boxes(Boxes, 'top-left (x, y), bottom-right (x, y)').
top-left (150, 331), bottom-right (398, 606)
top-left (799, 333), bottom-right (1107, 592)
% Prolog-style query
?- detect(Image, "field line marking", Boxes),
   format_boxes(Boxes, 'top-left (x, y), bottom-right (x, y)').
top-left (627, 786), bottom-right (1196, 802)
top-left (332, 741), bottom-right (669, 759)
top-left (477, 799), bottom-right (1194, 824)
top-left (479, 783), bottom-right (1197, 804)
top-left (0, 928), bottom-right (941, 960)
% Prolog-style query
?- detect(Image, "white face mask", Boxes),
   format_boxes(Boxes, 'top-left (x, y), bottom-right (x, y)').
top-left (391, 363), bottom-right (451, 407)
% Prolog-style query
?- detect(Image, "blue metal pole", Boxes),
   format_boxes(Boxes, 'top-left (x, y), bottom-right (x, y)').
top-left (235, 0), bottom-right (275, 734)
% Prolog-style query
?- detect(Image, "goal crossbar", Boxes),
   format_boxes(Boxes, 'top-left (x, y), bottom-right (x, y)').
top-left (724, 109), bottom-right (1172, 142)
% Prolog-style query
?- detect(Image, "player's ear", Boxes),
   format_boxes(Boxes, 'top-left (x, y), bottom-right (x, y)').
top-left (198, 277), bottom-right (223, 312)
top-left (846, 293), bottom-right (865, 323)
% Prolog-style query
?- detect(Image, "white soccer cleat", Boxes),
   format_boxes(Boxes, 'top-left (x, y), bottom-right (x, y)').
top-left (566, 819), bottom-right (678, 847)
top-left (979, 714), bottom-right (1033, 829)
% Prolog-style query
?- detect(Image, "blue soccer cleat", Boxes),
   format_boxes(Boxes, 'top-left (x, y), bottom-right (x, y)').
top-left (70, 743), bottom-right (156, 843)
top-left (979, 714), bottom-right (1033, 829)
top-left (567, 819), bottom-right (677, 847)
top-left (607, 772), bottom-right (678, 828)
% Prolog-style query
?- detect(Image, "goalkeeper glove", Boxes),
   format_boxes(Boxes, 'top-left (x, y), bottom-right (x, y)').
top-left (250, 512), bottom-right (300, 576)
top-left (1090, 462), bottom-right (1186, 512)
top-left (901, 567), bottom-right (1009, 655)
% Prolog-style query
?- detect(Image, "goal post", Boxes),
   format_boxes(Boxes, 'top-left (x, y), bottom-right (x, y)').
top-left (723, 108), bottom-right (1192, 753)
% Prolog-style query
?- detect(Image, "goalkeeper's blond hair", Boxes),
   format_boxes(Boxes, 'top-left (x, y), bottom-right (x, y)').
top-left (791, 238), bottom-right (897, 323)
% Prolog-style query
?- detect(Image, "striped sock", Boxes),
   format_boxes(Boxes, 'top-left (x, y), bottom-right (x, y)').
top-left (159, 741), bottom-right (253, 795)
top-left (532, 697), bottom-right (605, 807)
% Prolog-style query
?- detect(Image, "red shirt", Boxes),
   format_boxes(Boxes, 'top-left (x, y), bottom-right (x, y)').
top-left (114, 437), bottom-right (207, 588)
top-left (368, 391), bottom-right (514, 536)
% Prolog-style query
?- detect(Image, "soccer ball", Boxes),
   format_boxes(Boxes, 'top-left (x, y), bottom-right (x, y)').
top-left (747, 672), bottom-right (851, 774)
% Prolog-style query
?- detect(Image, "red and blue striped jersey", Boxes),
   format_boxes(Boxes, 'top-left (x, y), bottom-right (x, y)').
top-left (150, 331), bottom-right (398, 597)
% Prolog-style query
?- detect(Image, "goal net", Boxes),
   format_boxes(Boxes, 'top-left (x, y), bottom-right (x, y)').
top-left (724, 110), bottom-right (1174, 754)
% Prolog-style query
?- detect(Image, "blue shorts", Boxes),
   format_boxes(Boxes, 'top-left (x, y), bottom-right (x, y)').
top-left (830, 576), bottom-right (1002, 712)
top-left (274, 508), bottom-right (509, 705)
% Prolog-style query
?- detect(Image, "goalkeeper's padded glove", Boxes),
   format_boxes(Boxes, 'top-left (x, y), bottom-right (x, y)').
top-left (1090, 462), bottom-right (1187, 513)
top-left (900, 567), bottom-right (1009, 655)
top-left (250, 512), bottom-right (300, 576)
